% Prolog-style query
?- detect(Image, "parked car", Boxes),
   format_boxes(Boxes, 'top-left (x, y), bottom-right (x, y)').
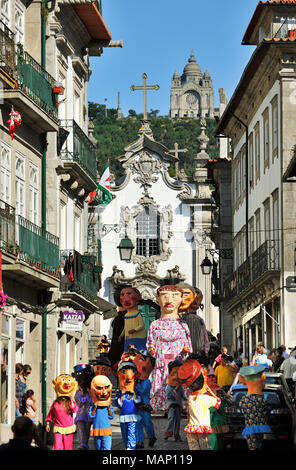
top-left (224, 372), bottom-right (296, 450)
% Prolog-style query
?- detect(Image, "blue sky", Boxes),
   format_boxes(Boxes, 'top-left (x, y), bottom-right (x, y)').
top-left (89, 0), bottom-right (260, 117)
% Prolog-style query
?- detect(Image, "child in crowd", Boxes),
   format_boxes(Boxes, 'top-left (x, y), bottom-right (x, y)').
top-left (212, 346), bottom-right (228, 369)
top-left (164, 359), bottom-right (185, 442)
top-left (22, 389), bottom-right (36, 424)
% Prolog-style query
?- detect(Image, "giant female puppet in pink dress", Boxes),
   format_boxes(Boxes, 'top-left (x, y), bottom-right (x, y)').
top-left (146, 285), bottom-right (192, 412)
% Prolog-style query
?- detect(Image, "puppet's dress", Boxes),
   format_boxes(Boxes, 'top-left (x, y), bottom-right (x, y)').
top-left (146, 318), bottom-right (192, 411)
top-left (121, 311), bottom-right (147, 352)
top-left (239, 394), bottom-right (272, 449)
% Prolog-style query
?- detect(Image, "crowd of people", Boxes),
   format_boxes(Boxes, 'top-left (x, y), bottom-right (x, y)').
top-left (2, 282), bottom-right (296, 452)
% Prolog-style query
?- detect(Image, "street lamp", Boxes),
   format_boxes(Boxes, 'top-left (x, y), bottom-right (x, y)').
top-left (117, 236), bottom-right (134, 261)
top-left (200, 248), bottom-right (233, 275)
top-left (200, 255), bottom-right (213, 275)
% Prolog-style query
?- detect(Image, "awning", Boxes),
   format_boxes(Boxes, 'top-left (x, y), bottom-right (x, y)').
top-left (72, 2), bottom-right (112, 41)
top-left (242, 305), bottom-right (261, 326)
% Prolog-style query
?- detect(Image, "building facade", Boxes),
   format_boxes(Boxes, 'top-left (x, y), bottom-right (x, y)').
top-left (0, 0), bottom-right (115, 442)
top-left (99, 117), bottom-right (220, 341)
top-left (216, 0), bottom-right (296, 362)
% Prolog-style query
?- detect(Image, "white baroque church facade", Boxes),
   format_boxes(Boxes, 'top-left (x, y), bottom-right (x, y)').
top-left (170, 51), bottom-right (215, 119)
top-left (98, 119), bottom-right (220, 340)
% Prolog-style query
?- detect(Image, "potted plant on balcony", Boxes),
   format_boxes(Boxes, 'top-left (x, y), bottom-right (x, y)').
top-left (93, 264), bottom-right (103, 273)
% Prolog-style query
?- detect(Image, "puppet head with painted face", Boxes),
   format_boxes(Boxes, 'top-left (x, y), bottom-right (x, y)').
top-left (133, 351), bottom-right (155, 380)
top-left (73, 364), bottom-right (94, 391)
top-left (93, 357), bottom-right (113, 378)
top-left (52, 374), bottom-right (78, 398)
top-left (167, 359), bottom-right (183, 387)
top-left (156, 284), bottom-right (183, 319)
top-left (177, 283), bottom-right (203, 313)
top-left (119, 286), bottom-right (142, 312)
top-left (90, 375), bottom-right (112, 407)
top-left (177, 358), bottom-right (208, 395)
top-left (117, 360), bottom-right (138, 394)
top-left (238, 365), bottom-right (266, 395)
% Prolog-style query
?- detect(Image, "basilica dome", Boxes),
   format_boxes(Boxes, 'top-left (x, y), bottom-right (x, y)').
top-left (182, 51), bottom-right (202, 78)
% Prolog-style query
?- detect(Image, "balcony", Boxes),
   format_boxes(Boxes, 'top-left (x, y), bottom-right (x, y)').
top-left (1, 43), bottom-right (59, 133)
top-left (223, 240), bottom-right (280, 305)
top-left (0, 21), bottom-right (16, 86)
top-left (58, 119), bottom-right (98, 192)
top-left (0, 202), bottom-right (60, 288)
top-left (59, 249), bottom-right (100, 315)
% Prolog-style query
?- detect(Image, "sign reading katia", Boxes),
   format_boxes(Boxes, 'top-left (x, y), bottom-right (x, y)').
top-left (60, 309), bottom-right (84, 331)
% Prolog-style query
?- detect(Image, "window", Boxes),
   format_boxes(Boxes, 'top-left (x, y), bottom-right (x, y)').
top-left (29, 163), bottom-right (38, 225)
top-left (15, 153), bottom-right (25, 217)
top-left (15, 318), bottom-right (25, 364)
top-left (233, 163), bottom-right (237, 206)
top-left (263, 108), bottom-right (270, 171)
top-left (135, 207), bottom-right (160, 257)
top-left (254, 122), bottom-right (260, 181)
top-left (58, 72), bottom-right (66, 121)
top-left (264, 198), bottom-right (270, 242)
top-left (60, 201), bottom-right (66, 249)
top-left (237, 152), bottom-right (241, 199)
top-left (0, 142), bottom-right (11, 204)
top-left (271, 96), bottom-right (278, 160)
top-left (74, 91), bottom-right (80, 126)
top-left (15, 1), bottom-right (25, 44)
top-left (1, 0), bottom-right (11, 28)
top-left (249, 217), bottom-right (255, 255)
top-left (74, 214), bottom-right (80, 252)
top-left (249, 133), bottom-right (254, 190)
top-left (241, 146), bottom-right (246, 193)
top-left (255, 209), bottom-right (261, 249)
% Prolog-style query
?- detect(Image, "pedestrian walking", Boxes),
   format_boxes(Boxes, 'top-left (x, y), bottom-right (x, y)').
top-left (279, 347), bottom-right (296, 393)
top-left (251, 345), bottom-right (272, 371)
top-left (22, 389), bottom-right (36, 424)
top-left (214, 354), bottom-right (236, 392)
top-left (164, 359), bottom-right (185, 442)
top-left (15, 363), bottom-right (24, 417)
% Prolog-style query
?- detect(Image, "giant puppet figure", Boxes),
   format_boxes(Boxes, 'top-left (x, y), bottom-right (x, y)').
top-left (177, 282), bottom-right (209, 356)
top-left (238, 365), bottom-right (272, 450)
top-left (146, 285), bottom-right (192, 412)
top-left (89, 375), bottom-right (114, 450)
top-left (45, 374), bottom-right (78, 450)
top-left (177, 358), bottom-right (221, 451)
top-left (113, 359), bottom-right (142, 450)
top-left (118, 286), bottom-right (147, 352)
top-left (73, 364), bottom-right (94, 450)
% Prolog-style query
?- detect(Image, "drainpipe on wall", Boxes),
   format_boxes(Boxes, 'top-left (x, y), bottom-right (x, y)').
top-left (41, 0), bottom-right (54, 429)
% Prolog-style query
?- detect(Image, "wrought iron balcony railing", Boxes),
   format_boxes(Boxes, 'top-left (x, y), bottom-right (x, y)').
top-left (17, 216), bottom-right (60, 277)
top-left (0, 200), bottom-right (59, 278)
top-left (223, 239), bottom-right (280, 304)
top-left (60, 249), bottom-right (99, 302)
top-left (59, 119), bottom-right (97, 181)
top-left (16, 47), bottom-right (58, 120)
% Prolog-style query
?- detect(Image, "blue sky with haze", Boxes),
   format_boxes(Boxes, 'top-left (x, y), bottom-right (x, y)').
top-left (89, 0), bottom-right (260, 116)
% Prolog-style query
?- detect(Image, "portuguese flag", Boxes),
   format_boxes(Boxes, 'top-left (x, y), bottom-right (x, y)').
top-left (88, 163), bottom-right (111, 206)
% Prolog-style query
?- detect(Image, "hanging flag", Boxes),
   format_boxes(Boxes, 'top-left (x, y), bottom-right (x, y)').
top-left (7, 109), bottom-right (22, 140)
top-left (87, 163), bottom-right (112, 206)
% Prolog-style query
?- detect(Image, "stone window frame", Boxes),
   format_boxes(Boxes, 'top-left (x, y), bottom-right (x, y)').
top-left (263, 197), bottom-right (270, 243)
top-left (248, 216), bottom-right (255, 256)
top-left (255, 208), bottom-right (261, 250)
top-left (0, 141), bottom-right (12, 205)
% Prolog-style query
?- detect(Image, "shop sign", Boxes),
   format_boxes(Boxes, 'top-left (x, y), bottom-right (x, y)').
top-left (60, 309), bottom-right (84, 331)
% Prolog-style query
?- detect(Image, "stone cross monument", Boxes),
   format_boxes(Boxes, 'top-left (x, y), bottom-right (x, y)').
top-left (130, 73), bottom-right (160, 121)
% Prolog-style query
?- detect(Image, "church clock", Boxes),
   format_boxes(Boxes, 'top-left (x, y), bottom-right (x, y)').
top-left (186, 91), bottom-right (198, 106)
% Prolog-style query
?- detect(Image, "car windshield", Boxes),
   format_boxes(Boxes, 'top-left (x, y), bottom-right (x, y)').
top-left (232, 389), bottom-right (287, 409)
